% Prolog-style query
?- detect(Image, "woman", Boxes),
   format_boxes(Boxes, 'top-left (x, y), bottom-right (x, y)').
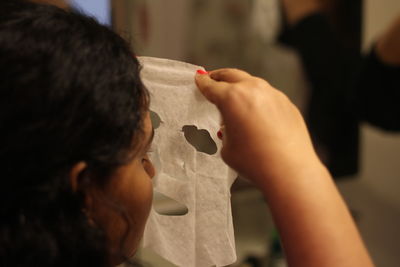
top-left (0, 1), bottom-right (373, 266)
top-left (0, 1), bottom-right (153, 266)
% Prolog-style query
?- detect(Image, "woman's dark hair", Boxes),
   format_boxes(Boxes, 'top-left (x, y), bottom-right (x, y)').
top-left (0, 1), bottom-right (148, 266)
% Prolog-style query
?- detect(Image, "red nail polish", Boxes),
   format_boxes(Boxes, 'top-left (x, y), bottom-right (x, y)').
top-left (197, 69), bottom-right (208, 75)
top-left (217, 130), bottom-right (223, 139)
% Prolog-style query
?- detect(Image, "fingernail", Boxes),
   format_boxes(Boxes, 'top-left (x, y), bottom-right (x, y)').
top-left (196, 69), bottom-right (208, 75)
top-left (217, 130), bottom-right (223, 139)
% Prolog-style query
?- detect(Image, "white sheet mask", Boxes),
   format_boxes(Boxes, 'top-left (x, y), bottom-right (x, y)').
top-left (138, 57), bottom-right (237, 267)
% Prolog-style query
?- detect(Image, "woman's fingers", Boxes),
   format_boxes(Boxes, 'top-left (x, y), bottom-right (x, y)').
top-left (195, 68), bottom-right (252, 106)
top-left (217, 125), bottom-right (225, 140)
top-left (195, 71), bottom-right (228, 106)
top-left (209, 68), bottom-right (252, 83)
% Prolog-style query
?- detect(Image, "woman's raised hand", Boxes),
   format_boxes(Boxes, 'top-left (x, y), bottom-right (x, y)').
top-left (195, 68), bottom-right (321, 187)
top-left (196, 68), bottom-right (374, 267)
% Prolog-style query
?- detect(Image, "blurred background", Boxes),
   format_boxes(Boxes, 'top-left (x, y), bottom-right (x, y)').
top-left (35, 0), bottom-right (400, 266)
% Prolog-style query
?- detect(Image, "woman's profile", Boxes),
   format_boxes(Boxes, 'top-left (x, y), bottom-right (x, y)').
top-left (0, 1), bottom-right (154, 266)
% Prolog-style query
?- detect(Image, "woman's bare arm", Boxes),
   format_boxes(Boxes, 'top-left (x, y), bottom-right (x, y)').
top-left (195, 69), bottom-right (374, 267)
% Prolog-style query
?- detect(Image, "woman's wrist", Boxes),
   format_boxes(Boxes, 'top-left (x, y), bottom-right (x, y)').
top-left (250, 152), bottom-right (328, 196)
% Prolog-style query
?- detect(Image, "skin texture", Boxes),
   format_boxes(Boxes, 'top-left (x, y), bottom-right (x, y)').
top-left (70, 112), bottom-right (155, 264)
top-left (195, 69), bottom-right (374, 267)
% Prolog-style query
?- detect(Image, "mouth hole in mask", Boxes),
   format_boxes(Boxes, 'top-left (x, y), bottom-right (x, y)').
top-left (150, 110), bottom-right (162, 129)
top-left (153, 191), bottom-right (189, 216)
top-left (182, 125), bottom-right (217, 155)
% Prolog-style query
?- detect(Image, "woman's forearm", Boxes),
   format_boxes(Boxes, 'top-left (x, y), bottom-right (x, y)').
top-left (258, 161), bottom-right (374, 267)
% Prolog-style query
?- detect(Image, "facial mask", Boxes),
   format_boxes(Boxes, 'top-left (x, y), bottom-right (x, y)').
top-left (138, 57), bottom-right (237, 267)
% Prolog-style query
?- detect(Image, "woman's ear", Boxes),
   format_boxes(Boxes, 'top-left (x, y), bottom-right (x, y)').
top-left (69, 162), bottom-right (96, 226)
top-left (69, 161), bottom-right (88, 193)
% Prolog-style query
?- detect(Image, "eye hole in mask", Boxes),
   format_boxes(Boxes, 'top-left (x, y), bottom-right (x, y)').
top-left (182, 125), bottom-right (217, 155)
top-left (153, 191), bottom-right (189, 216)
top-left (150, 110), bottom-right (162, 129)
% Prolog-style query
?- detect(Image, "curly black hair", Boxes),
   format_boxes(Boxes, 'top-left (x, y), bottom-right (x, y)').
top-left (0, 1), bottom-right (148, 266)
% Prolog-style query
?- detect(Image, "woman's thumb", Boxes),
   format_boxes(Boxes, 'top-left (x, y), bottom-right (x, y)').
top-left (195, 70), bottom-right (227, 106)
